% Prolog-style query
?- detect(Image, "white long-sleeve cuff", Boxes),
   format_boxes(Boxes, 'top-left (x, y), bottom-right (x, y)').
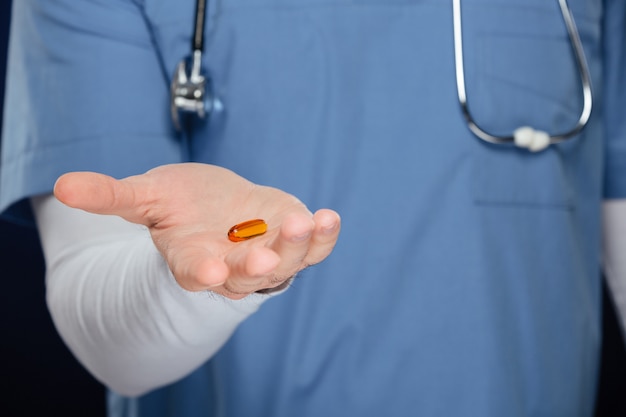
top-left (602, 199), bottom-right (626, 341)
top-left (32, 195), bottom-right (273, 396)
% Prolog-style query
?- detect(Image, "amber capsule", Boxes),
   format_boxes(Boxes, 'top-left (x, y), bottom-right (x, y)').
top-left (228, 219), bottom-right (268, 242)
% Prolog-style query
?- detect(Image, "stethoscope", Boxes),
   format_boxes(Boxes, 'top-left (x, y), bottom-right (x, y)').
top-left (453, 0), bottom-right (593, 151)
top-left (171, 0), bottom-right (593, 152)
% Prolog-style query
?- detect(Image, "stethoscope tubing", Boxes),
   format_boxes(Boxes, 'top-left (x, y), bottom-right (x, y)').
top-left (193, 0), bottom-right (207, 53)
top-left (189, 0), bottom-right (206, 88)
top-left (452, 0), bottom-right (593, 145)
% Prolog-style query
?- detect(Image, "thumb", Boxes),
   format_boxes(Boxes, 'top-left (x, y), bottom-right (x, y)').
top-left (54, 171), bottom-right (150, 225)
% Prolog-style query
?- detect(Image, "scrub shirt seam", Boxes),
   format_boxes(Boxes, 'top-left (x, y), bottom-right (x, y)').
top-left (210, 1), bottom-right (596, 24)
top-left (11, 132), bottom-right (177, 157)
top-left (41, 9), bottom-right (153, 49)
top-left (214, 1), bottom-right (445, 14)
top-left (474, 200), bottom-right (575, 211)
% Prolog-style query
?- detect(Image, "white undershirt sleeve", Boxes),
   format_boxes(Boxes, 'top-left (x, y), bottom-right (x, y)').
top-left (32, 194), bottom-right (273, 397)
top-left (602, 199), bottom-right (626, 341)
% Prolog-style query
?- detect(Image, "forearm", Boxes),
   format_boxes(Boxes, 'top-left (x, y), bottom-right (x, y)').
top-left (33, 195), bottom-right (267, 396)
top-left (602, 199), bottom-right (626, 340)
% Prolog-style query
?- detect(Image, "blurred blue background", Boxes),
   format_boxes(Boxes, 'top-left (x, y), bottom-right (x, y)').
top-left (0, 1), bottom-right (623, 415)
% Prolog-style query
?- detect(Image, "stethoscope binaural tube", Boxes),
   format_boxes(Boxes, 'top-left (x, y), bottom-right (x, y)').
top-left (170, 0), bottom-right (213, 131)
top-left (452, 0), bottom-right (593, 151)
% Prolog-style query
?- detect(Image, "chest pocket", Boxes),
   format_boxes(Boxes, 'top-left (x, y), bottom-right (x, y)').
top-left (462, 0), bottom-right (601, 209)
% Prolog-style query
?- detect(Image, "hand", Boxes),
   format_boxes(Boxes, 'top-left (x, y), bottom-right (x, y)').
top-left (54, 163), bottom-right (341, 299)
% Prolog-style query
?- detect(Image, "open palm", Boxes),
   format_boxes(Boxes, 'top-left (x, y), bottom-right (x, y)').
top-left (54, 163), bottom-right (341, 299)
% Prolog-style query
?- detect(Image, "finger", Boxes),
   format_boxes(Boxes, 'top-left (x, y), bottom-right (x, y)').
top-left (167, 245), bottom-right (231, 292)
top-left (304, 209), bottom-right (341, 266)
top-left (221, 246), bottom-right (281, 296)
top-left (270, 212), bottom-right (316, 278)
top-left (54, 172), bottom-right (150, 225)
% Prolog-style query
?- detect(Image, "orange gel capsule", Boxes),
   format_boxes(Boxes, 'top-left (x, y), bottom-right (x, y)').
top-left (228, 219), bottom-right (268, 242)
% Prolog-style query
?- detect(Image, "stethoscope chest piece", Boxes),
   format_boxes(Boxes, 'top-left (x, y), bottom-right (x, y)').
top-left (170, 50), bottom-right (214, 131)
top-left (171, 0), bottom-right (219, 131)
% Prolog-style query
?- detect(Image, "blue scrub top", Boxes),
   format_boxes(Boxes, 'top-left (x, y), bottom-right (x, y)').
top-left (2, 0), bottom-right (625, 416)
